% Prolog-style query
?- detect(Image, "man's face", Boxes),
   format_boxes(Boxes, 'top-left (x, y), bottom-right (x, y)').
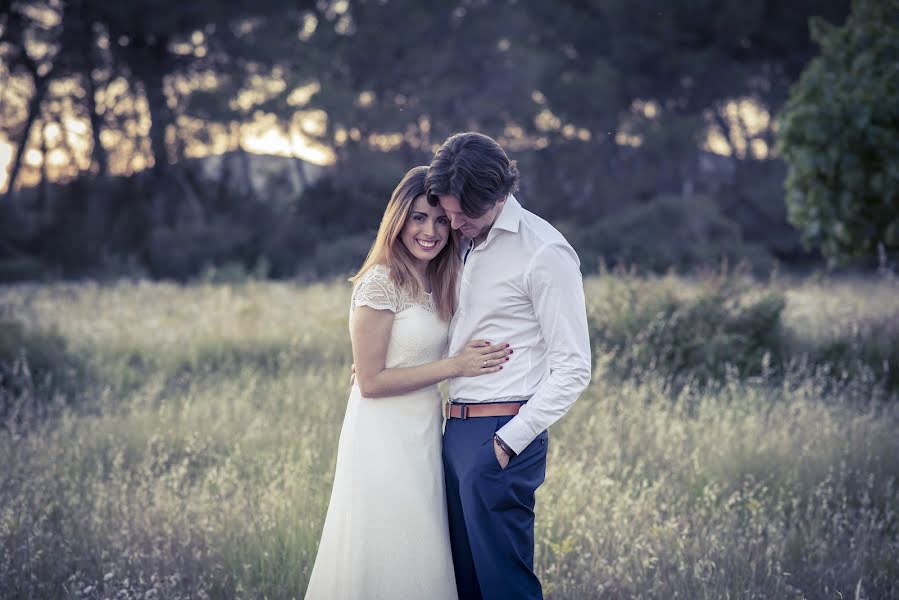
top-left (436, 194), bottom-right (505, 242)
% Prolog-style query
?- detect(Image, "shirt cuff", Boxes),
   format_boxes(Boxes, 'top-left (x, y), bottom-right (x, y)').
top-left (496, 416), bottom-right (537, 456)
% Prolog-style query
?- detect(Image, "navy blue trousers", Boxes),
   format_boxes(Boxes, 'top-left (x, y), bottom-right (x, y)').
top-left (443, 414), bottom-right (548, 600)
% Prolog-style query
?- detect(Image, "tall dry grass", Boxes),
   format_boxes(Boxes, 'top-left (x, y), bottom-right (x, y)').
top-left (1, 274), bottom-right (897, 599)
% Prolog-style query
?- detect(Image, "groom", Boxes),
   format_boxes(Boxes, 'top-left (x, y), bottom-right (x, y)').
top-left (427, 132), bottom-right (592, 600)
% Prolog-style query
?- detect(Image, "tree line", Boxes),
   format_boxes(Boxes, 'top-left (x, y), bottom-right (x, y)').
top-left (2, 0), bottom-right (894, 280)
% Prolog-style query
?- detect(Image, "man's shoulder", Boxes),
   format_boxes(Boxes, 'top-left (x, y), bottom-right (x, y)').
top-left (517, 206), bottom-right (575, 252)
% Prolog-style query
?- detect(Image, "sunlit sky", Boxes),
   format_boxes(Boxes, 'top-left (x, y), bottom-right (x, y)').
top-left (0, 110), bottom-right (336, 193)
top-left (0, 97), bottom-right (771, 194)
top-left (0, 144), bottom-right (11, 192)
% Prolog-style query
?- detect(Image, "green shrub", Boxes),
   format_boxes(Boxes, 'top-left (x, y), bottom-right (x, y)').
top-left (0, 256), bottom-right (48, 282)
top-left (781, 277), bottom-right (899, 390)
top-left (0, 320), bottom-right (84, 426)
top-left (303, 233), bottom-right (376, 280)
top-left (571, 194), bottom-right (773, 274)
top-left (195, 257), bottom-right (271, 285)
top-left (587, 270), bottom-right (786, 385)
top-left (145, 219), bottom-right (254, 280)
top-left (587, 271), bottom-right (899, 391)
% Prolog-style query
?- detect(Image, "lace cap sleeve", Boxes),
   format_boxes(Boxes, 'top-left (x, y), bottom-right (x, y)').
top-left (352, 264), bottom-right (401, 312)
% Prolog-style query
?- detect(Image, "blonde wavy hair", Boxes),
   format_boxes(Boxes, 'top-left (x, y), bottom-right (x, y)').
top-left (350, 166), bottom-right (461, 321)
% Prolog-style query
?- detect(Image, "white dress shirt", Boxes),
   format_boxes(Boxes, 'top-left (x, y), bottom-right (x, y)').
top-left (448, 195), bottom-right (592, 454)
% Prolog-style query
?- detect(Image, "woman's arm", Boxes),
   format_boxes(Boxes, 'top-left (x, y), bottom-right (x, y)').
top-left (351, 305), bottom-right (510, 398)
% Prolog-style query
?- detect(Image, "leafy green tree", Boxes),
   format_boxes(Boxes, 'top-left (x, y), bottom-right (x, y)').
top-left (778, 0), bottom-right (899, 264)
top-left (525, 0), bottom-right (848, 217)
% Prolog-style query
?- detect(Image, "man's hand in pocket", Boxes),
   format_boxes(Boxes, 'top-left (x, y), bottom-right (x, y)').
top-left (493, 438), bottom-right (510, 469)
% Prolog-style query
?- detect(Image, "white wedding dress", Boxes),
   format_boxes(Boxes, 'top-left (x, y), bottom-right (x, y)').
top-left (304, 264), bottom-right (458, 600)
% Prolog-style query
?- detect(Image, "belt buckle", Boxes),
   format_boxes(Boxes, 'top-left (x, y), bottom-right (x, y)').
top-left (448, 401), bottom-right (469, 420)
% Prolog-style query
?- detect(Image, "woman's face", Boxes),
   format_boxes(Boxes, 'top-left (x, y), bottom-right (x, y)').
top-left (400, 194), bottom-right (451, 266)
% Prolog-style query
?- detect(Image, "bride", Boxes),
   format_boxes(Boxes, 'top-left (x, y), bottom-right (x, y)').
top-left (304, 166), bottom-right (511, 600)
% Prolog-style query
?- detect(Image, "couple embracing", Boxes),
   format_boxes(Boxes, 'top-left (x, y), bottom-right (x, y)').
top-left (304, 132), bottom-right (592, 600)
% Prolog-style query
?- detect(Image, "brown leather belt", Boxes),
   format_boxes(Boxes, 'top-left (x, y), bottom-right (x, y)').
top-left (445, 401), bottom-right (526, 420)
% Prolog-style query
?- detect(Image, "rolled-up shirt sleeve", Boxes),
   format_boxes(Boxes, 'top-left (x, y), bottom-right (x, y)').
top-left (496, 242), bottom-right (592, 455)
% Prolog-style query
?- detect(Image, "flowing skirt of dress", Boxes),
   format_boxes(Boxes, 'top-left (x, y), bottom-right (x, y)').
top-left (304, 383), bottom-right (458, 600)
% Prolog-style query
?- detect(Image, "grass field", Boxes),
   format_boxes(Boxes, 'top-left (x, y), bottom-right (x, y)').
top-left (1, 272), bottom-right (898, 599)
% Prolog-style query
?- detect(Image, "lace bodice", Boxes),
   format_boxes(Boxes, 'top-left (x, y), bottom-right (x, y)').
top-left (351, 264), bottom-right (437, 314)
top-left (350, 264), bottom-right (448, 368)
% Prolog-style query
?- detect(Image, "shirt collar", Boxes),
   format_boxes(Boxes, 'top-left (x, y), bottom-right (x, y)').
top-left (478, 194), bottom-right (521, 249)
top-left (464, 195), bottom-right (522, 253)
top-left (491, 194), bottom-right (521, 234)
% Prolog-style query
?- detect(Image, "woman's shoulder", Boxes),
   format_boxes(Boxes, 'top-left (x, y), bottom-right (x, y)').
top-left (355, 263), bottom-right (396, 293)
top-left (359, 262), bottom-right (391, 281)
top-left (352, 263), bottom-right (400, 312)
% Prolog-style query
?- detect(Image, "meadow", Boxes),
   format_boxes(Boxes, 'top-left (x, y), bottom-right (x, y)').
top-left (1, 270), bottom-right (898, 599)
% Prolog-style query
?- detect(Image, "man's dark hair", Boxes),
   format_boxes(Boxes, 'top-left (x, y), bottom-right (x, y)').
top-left (426, 132), bottom-right (520, 218)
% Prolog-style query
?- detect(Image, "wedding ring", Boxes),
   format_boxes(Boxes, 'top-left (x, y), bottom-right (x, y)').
top-left (483, 360), bottom-right (487, 367)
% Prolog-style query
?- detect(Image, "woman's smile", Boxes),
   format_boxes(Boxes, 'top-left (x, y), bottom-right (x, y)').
top-left (415, 238), bottom-right (439, 250)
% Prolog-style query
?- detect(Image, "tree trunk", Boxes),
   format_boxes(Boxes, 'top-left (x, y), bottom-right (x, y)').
top-left (293, 156), bottom-right (309, 191)
top-left (67, 0), bottom-right (108, 177)
top-left (127, 36), bottom-right (175, 226)
top-left (131, 37), bottom-right (174, 180)
top-left (37, 115), bottom-right (49, 218)
top-left (82, 40), bottom-right (108, 176)
top-left (239, 144), bottom-right (256, 199)
top-left (84, 69), bottom-right (108, 176)
top-left (144, 70), bottom-right (173, 178)
top-left (3, 77), bottom-right (47, 201)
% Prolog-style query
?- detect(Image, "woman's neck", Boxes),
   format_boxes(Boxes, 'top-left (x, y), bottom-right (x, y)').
top-left (413, 263), bottom-right (431, 293)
